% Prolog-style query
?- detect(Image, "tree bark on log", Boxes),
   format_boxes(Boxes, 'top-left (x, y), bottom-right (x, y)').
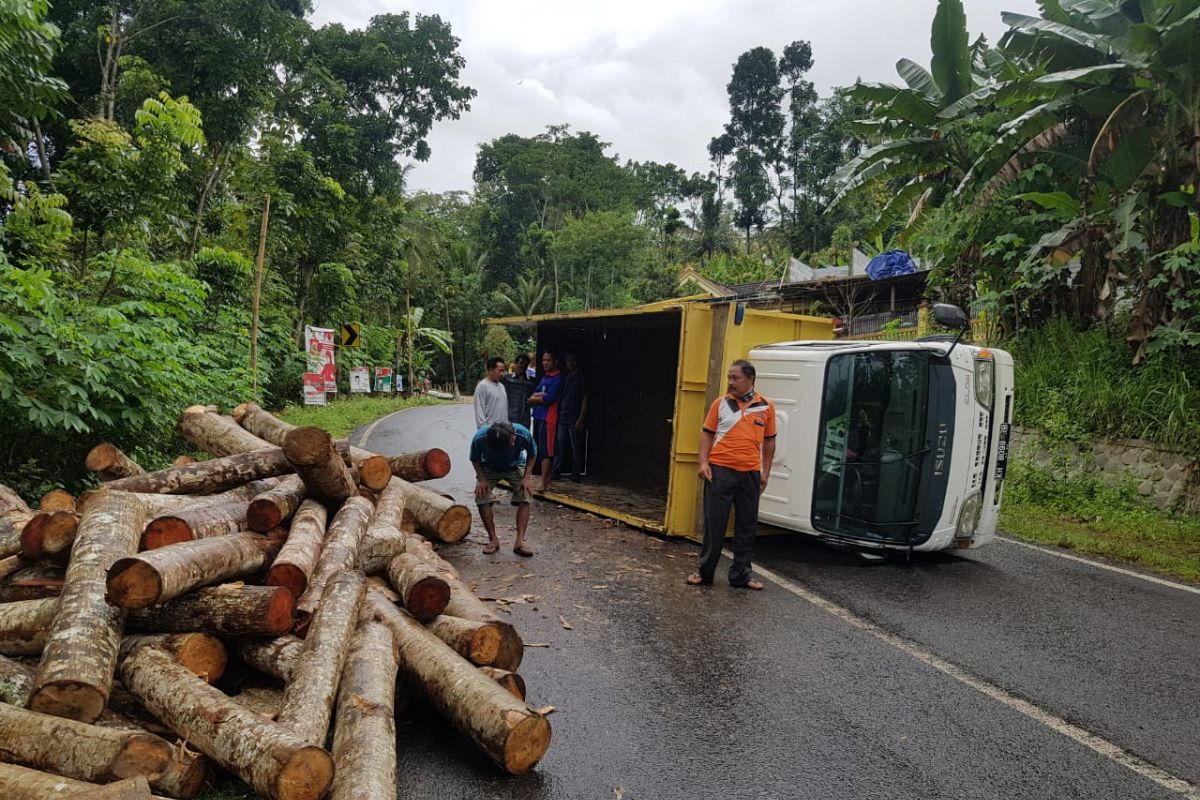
top-left (0, 701), bottom-right (172, 783)
top-left (128, 585), bottom-right (294, 637)
top-left (282, 428), bottom-right (358, 504)
top-left (70, 775), bottom-right (157, 799)
top-left (120, 646), bottom-right (333, 800)
top-left (366, 589), bottom-right (551, 774)
top-left (39, 489), bottom-right (76, 512)
top-left (85, 445), bottom-right (146, 482)
top-left (330, 620), bottom-right (397, 800)
top-left (357, 525), bottom-right (407, 575)
top-left (277, 570), bottom-right (365, 746)
top-left (426, 615), bottom-right (503, 667)
top-left (29, 491), bottom-right (146, 722)
top-left (233, 402), bottom-right (391, 490)
top-left (0, 554), bottom-right (24, 582)
top-left (117, 635), bottom-right (227, 685)
top-left (479, 666), bottom-right (526, 701)
top-left (110, 533), bottom-right (286, 609)
top-left (150, 746), bottom-right (209, 800)
top-left (0, 562), bottom-right (65, 601)
top-left (265, 500), bottom-right (326, 599)
top-left (386, 553), bottom-right (450, 622)
top-left (236, 685), bottom-right (283, 719)
top-left (248, 476), bottom-right (306, 533)
top-left (368, 478), bottom-right (405, 531)
top-left (392, 478), bottom-right (471, 543)
top-left (0, 485), bottom-right (30, 516)
top-left (20, 511), bottom-right (79, 561)
top-left (0, 596), bottom-right (58, 655)
top-left (101, 449), bottom-right (303, 496)
top-left (295, 497), bottom-right (371, 617)
top-left (175, 406), bottom-right (273, 458)
top-left (0, 762), bottom-right (170, 799)
top-left (234, 635), bottom-right (303, 682)
top-left (387, 449), bottom-right (451, 482)
top-left (141, 499), bottom-right (254, 550)
top-left (0, 515), bottom-right (28, 559)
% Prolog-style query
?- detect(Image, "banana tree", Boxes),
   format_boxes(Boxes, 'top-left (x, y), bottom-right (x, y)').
top-left (397, 306), bottom-right (452, 397)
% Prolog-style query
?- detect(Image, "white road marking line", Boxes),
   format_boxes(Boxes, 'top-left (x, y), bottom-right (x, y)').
top-left (732, 551), bottom-right (1200, 800)
top-left (996, 535), bottom-right (1200, 597)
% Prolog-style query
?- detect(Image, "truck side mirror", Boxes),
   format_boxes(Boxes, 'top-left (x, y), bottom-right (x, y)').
top-left (932, 303), bottom-right (969, 330)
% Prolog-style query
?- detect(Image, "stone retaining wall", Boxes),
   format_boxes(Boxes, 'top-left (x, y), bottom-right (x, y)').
top-left (1010, 426), bottom-right (1199, 513)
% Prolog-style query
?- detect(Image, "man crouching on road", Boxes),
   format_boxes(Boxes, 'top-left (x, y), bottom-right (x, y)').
top-left (687, 359), bottom-right (776, 590)
top-left (471, 420), bottom-right (537, 557)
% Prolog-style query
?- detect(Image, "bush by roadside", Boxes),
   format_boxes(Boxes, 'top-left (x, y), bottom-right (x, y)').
top-left (277, 395), bottom-right (441, 440)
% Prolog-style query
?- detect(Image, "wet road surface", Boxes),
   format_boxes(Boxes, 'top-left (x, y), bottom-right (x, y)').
top-left (354, 403), bottom-right (1200, 800)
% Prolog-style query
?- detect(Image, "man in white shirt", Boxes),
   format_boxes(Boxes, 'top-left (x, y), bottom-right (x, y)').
top-left (474, 356), bottom-right (509, 429)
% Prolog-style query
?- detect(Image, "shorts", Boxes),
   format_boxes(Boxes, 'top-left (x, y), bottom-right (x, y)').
top-left (475, 467), bottom-right (532, 506)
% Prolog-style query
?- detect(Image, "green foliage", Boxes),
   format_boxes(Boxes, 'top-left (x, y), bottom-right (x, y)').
top-left (1010, 317), bottom-right (1200, 449)
top-left (0, 0), bottom-right (68, 148)
top-left (276, 395), bottom-right (440, 440)
top-left (480, 325), bottom-right (516, 361)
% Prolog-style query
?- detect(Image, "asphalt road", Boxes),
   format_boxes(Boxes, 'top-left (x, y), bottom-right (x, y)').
top-left (354, 403), bottom-right (1200, 800)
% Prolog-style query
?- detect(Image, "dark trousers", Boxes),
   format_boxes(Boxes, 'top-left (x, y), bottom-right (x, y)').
top-left (698, 464), bottom-right (761, 585)
top-left (553, 423), bottom-right (585, 478)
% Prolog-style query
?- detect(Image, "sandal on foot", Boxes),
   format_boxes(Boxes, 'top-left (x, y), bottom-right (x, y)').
top-left (685, 573), bottom-right (711, 586)
top-left (733, 579), bottom-right (764, 590)
top-left (513, 545), bottom-right (534, 557)
top-left (482, 542), bottom-right (500, 555)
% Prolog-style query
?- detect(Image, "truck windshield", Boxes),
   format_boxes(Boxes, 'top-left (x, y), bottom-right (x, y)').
top-left (812, 350), bottom-right (930, 542)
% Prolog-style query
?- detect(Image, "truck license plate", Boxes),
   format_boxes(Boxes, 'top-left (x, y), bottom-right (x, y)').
top-left (994, 423), bottom-right (1011, 483)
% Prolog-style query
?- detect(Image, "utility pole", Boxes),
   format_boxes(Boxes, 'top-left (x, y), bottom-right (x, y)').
top-left (250, 193), bottom-right (271, 393)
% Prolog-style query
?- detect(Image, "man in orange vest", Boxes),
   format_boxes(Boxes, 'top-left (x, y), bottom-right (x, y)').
top-left (687, 359), bottom-right (776, 590)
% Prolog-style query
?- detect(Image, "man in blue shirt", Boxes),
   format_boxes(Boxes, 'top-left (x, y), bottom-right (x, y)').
top-left (470, 420), bottom-right (537, 557)
top-left (528, 350), bottom-right (562, 491)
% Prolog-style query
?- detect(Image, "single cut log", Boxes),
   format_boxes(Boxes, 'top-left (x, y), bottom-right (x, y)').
top-left (71, 775), bottom-right (157, 799)
top-left (141, 499), bottom-right (254, 549)
top-left (283, 427), bottom-right (358, 504)
top-left (29, 491), bottom-right (146, 722)
top-left (0, 596), bottom-right (58, 655)
top-left (151, 747), bottom-right (209, 800)
top-left (0, 485), bottom-right (30, 516)
top-left (276, 570), bottom-right (366, 746)
top-left (39, 489), bottom-right (76, 512)
top-left (330, 620), bottom-right (397, 800)
top-left (388, 448), bottom-right (451, 482)
top-left (248, 475), bottom-right (306, 532)
top-left (110, 533), bottom-right (286, 609)
top-left (117, 635), bottom-right (227, 685)
top-left (175, 406), bottom-right (273, 457)
top-left (128, 585), bottom-right (294, 637)
top-left (295, 497), bottom-right (372, 617)
top-left (234, 402), bottom-right (391, 491)
top-left (0, 701), bottom-right (172, 783)
top-left (171, 456), bottom-right (196, 467)
top-left (101, 448), bottom-right (304, 496)
top-left (120, 645), bottom-right (333, 800)
top-left (366, 589), bottom-right (551, 774)
top-left (479, 666), bottom-right (526, 701)
top-left (392, 478), bottom-right (470, 543)
top-left (0, 516), bottom-right (27, 559)
top-left (0, 762), bottom-right (169, 799)
top-left (86, 444), bottom-right (146, 482)
top-left (234, 635), bottom-right (303, 682)
top-left (236, 685), bottom-right (283, 719)
top-left (426, 615), bottom-right (503, 666)
top-left (265, 500), bottom-right (326, 598)
top-left (0, 561), bottom-right (65, 601)
top-left (386, 553), bottom-right (450, 622)
top-left (19, 510), bottom-right (79, 561)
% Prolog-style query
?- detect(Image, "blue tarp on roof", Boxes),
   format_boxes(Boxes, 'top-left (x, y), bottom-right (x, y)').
top-left (866, 249), bottom-right (917, 280)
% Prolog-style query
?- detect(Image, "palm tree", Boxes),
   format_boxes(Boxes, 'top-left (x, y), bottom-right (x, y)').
top-left (495, 274), bottom-right (549, 318)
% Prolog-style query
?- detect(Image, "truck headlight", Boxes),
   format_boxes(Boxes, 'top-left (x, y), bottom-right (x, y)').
top-left (974, 352), bottom-right (994, 409)
top-left (956, 493), bottom-right (982, 539)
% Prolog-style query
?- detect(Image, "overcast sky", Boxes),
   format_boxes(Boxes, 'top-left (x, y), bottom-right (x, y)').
top-left (310, 0), bottom-right (1040, 194)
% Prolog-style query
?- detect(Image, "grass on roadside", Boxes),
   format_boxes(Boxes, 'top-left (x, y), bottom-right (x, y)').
top-left (277, 395), bottom-right (442, 439)
top-left (1000, 460), bottom-right (1200, 583)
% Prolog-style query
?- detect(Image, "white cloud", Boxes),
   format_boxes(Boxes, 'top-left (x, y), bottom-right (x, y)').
top-left (309, 0), bottom-right (1042, 194)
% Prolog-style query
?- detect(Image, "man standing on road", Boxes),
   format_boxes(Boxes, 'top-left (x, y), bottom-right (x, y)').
top-left (528, 350), bottom-right (563, 492)
top-left (470, 421), bottom-right (537, 557)
top-left (554, 353), bottom-right (588, 483)
top-left (687, 359), bottom-right (776, 591)
top-left (474, 356), bottom-right (508, 429)
top-left (503, 353), bottom-right (535, 430)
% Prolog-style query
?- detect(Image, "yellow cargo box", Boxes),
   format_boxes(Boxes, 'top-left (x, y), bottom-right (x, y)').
top-left (488, 298), bottom-right (833, 541)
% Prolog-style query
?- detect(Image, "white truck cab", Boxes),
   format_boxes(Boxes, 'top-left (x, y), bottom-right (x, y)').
top-left (751, 313), bottom-right (1014, 555)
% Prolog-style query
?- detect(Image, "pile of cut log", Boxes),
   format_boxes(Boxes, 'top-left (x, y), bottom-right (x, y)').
top-left (0, 402), bottom-right (550, 800)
